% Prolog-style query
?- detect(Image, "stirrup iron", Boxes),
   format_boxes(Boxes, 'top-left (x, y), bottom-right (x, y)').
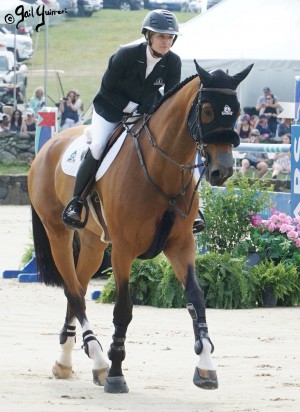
top-left (62, 198), bottom-right (89, 229)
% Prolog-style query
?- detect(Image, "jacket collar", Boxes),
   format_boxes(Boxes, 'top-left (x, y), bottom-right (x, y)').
top-left (137, 42), bottom-right (167, 82)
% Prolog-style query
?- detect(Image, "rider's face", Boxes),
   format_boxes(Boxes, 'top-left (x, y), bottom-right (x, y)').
top-left (150, 33), bottom-right (174, 56)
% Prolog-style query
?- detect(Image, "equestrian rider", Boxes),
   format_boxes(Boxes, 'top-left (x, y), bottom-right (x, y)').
top-left (63, 9), bottom-right (205, 233)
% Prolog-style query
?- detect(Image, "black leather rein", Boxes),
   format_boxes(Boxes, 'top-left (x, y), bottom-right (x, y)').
top-left (123, 114), bottom-right (205, 218)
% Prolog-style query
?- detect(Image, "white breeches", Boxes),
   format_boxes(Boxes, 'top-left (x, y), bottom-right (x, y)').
top-left (90, 110), bottom-right (118, 160)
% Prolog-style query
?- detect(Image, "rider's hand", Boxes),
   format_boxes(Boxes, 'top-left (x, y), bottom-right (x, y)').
top-left (123, 101), bottom-right (138, 113)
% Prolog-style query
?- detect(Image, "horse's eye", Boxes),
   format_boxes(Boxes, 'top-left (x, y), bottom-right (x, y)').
top-left (203, 108), bottom-right (213, 116)
top-left (201, 104), bottom-right (214, 119)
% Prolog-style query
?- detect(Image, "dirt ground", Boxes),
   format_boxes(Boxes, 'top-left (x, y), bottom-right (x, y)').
top-left (0, 205), bottom-right (300, 412)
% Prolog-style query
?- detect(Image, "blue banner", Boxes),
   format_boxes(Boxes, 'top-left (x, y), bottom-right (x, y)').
top-left (291, 125), bottom-right (300, 218)
top-left (295, 76), bottom-right (300, 124)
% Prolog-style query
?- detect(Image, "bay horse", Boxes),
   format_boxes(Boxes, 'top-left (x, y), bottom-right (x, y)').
top-left (28, 61), bottom-right (252, 393)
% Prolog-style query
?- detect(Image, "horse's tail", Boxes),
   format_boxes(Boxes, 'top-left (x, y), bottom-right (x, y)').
top-left (31, 204), bottom-right (80, 287)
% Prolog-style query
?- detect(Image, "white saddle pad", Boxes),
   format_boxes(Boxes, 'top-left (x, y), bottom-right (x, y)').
top-left (61, 130), bottom-right (127, 181)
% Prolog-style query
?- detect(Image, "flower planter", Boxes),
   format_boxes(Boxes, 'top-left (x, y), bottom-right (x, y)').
top-left (262, 285), bottom-right (277, 307)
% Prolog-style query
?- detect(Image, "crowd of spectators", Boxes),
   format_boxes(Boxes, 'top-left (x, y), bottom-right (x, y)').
top-left (235, 86), bottom-right (293, 179)
top-left (0, 83), bottom-right (295, 181)
top-left (0, 86), bottom-right (84, 134)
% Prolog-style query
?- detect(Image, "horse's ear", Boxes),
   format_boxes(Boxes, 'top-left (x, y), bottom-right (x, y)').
top-left (231, 64), bottom-right (254, 88)
top-left (194, 59), bottom-right (213, 86)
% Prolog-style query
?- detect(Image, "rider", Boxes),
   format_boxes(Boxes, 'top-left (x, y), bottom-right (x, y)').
top-left (63, 9), bottom-right (204, 233)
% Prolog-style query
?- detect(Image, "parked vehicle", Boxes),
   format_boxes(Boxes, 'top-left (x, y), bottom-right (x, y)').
top-left (187, 0), bottom-right (203, 13)
top-left (0, 41), bottom-right (7, 51)
top-left (102, 0), bottom-right (143, 10)
top-left (77, 0), bottom-right (94, 16)
top-left (90, 0), bottom-right (103, 11)
top-left (0, 27), bottom-right (33, 62)
top-left (58, 0), bottom-right (78, 15)
top-left (0, 51), bottom-right (28, 104)
top-left (148, 0), bottom-right (182, 11)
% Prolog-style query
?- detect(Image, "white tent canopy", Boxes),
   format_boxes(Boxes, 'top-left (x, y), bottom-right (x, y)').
top-left (172, 0), bottom-right (300, 110)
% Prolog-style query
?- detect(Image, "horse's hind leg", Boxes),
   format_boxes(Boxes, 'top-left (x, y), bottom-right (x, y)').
top-left (164, 237), bottom-right (218, 390)
top-left (52, 309), bottom-right (76, 379)
top-left (44, 224), bottom-right (108, 385)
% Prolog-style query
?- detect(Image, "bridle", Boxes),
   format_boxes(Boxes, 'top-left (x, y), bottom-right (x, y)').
top-left (187, 83), bottom-right (238, 146)
top-left (122, 82), bottom-right (238, 218)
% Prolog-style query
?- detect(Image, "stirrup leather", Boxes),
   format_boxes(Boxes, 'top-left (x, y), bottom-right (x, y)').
top-left (62, 198), bottom-right (89, 229)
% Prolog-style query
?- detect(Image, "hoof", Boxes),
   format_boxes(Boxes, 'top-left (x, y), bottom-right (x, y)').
top-left (193, 367), bottom-right (218, 390)
top-left (52, 361), bottom-right (73, 379)
top-left (104, 376), bottom-right (129, 393)
top-left (92, 367), bottom-right (109, 386)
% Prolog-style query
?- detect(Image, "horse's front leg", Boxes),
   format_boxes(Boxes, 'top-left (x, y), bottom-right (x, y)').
top-left (165, 237), bottom-right (218, 390)
top-left (185, 267), bottom-right (218, 389)
top-left (75, 231), bottom-right (110, 386)
top-left (104, 249), bottom-right (133, 393)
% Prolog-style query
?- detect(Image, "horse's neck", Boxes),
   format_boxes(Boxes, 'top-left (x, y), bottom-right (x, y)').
top-left (149, 79), bottom-right (198, 165)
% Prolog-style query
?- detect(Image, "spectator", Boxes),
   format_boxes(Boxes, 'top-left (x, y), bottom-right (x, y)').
top-left (29, 86), bottom-right (45, 119)
top-left (236, 114), bottom-right (252, 142)
top-left (256, 86), bottom-right (278, 112)
top-left (250, 114), bottom-right (259, 129)
top-left (277, 118), bottom-right (292, 137)
top-left (256, 114), bottom-right (271, 139)
top-left (74, 90), bottom-right (84, 118)
top-left (240, 129), bottom-right (269, 178)
top-left (59, 90), bottom-right (81, 130)
top-left (0, 113), bottom-right (10, 132)
top-left (248, 128), bottom-right (261, 143)
top-left (9, 109), bottom-right (23, 132)
top-left (259, 94), bottom-right (282, 137)
top-left (0, 113), bottom-right (5, 132)
top-left (271, 134), bottom-right (291, 179)
top-left (21, 108), bottom-right (37, 133)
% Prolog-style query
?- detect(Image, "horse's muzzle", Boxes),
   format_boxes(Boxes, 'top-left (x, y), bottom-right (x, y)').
top-left (205, 151), bottom-right (234, 186)
top-left (207, 166), bottom-right (234, 186)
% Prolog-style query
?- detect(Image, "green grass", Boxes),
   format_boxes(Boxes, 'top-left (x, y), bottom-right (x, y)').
top-left (27, 10), bottom-right (197, 110)
top-left (0, 162), bottom-right (30, 174)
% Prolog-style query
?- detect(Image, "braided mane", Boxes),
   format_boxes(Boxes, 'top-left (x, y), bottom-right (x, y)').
top-left (152, 74), bottom-right (198, 114)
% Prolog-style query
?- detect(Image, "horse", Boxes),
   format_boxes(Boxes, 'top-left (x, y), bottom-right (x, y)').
top-left (28, 61), bottom-right (253, 393)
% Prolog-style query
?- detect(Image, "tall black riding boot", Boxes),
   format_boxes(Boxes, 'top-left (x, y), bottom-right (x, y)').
top-left (62, 148), bottom-right (99, 229)
top-left (193, 209), bottom-right (206, 234)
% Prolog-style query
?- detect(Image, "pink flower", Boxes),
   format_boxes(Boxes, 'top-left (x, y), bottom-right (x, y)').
top-left (266, 222), bottom-right (276, 232)
top-left (251, 214), bottom-right (262, 227)
top-left (269, 215), bottom-right (279, 223)
top-left (287, 230), bottom-right (298, 239)
top-left (271, 209), bottom-right (280, 215)
top-left (279, 224), bottom-right (290, 233)
top-left (294, 238), bottom-right (300, 247)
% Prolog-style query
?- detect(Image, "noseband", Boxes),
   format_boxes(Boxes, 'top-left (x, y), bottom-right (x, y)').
top-left (187, 84), bottom-right (240, 147)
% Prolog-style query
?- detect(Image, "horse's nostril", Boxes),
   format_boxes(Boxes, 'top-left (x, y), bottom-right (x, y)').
top-left (211, 170), bottom-right (221, 179)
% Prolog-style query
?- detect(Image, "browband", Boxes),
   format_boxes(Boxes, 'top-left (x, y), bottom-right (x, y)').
top-left (200, 87), bottom-right (237, 95)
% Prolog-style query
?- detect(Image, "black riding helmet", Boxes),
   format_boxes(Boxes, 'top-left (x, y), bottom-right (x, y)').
top-left (141, 9), bottom-right (180, 50)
